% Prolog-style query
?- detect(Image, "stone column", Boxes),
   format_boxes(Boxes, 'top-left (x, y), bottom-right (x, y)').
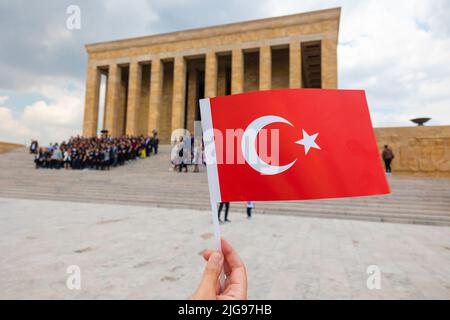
top-left (171, 56), bottom-right (187, 131)
top-left (148, 59), bottom-right (163, 135)
top-left (289, 42), bottom-right (302, 88)
top-left (259, 46), bottom-right (271, 91)
top-left (186, 69), bottom-right (198, 134)
top-left (82, 64), bottom-right (101, 137)
top-left (321, 38), bottom-right (338, 89)
top-left (231, 48), bottom-right (244, 94)
top-left (204, 52), bottom-right (217, 98)
top-left (104, 64), bottom-right (121, 137)
top-left (126, 61), bottom-right (142, 136)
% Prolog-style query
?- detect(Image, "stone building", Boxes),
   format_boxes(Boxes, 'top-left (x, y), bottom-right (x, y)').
top-left (82, 7), bottom-right (340, 143)
top-left (375, 126), bottom-right (450, 177)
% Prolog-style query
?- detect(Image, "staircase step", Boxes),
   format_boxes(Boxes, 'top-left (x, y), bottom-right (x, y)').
top-left (0, 146), bottom-right (449, 226)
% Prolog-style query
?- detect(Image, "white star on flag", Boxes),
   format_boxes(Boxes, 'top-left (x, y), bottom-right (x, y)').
top-left (296, 130), bottom-right (321, 155)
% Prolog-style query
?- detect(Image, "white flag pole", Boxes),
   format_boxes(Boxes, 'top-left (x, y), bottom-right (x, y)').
top-left (208, 195), bottom-right (225, 291)
top-left (200, 98), bottom-right (225, 292)
top-left (209, 195), bottom-right (222, 252)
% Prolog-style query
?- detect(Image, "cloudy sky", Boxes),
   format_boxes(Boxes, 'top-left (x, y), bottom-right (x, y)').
top-left (1, 0), bottom-right (449, 145)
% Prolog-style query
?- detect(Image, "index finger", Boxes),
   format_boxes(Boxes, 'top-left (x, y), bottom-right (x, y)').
top-left (221, 238), bottom-right (245, 270)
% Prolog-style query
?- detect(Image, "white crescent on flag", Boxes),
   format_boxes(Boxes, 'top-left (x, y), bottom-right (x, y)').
top-left (241, 115), bottom-right (297, 176)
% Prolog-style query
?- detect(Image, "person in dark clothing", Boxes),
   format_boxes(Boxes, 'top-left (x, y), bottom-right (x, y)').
top-left (177, 138), bottom-right (188, 173)
top-left (81, 153), bottom-right (86, 169)
top-left (88, 150), bottom-right (95, 169)
top-left (382, 145), bottom-right (394, 174)
top-left (144, 136), bottom-right (151, 156)
top-left (35, 148), bottom-right (45, 168)
top-left (44, 149), bottom-right (52, 168)
top-left (152, 132), bottom-right (160, 155)
top-left (111, 146), bottom-right (118, 167)
top-left (29, 140), bottom-right (39, 154)
top-left (218, 202), bottom-right (231, 223)
top-left (96, 149), bottom-right (104, 170)
top-left (103, 148), bottom-right (111, 170)
top-left (246, 202), bottom-right (254, 219)
top-left (118, 145), bottom-right (125, 166)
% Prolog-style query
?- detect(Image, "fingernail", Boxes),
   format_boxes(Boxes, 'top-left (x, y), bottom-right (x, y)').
top-left (209, 253), bottom-right (222, 264)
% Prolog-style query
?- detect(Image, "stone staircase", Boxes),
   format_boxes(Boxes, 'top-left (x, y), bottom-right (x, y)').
top-left (0, 146), bottom-right (449, 226)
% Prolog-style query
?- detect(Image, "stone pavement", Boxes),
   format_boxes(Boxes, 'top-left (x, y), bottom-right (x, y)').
top-left (1, 197), bottom-right (449, 300)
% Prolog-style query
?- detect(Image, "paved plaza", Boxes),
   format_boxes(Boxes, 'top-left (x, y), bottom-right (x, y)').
top-left (0, 197), bottom-right (449, 299)
top-left (0, 147), bottom-right (449, 299)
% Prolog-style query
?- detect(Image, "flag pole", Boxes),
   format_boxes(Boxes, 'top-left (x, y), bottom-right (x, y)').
top-left (208, 193), bottom-right (225, 292)
top-left (209, 197), bottom-right (222, 252)
top-left (200, 98), bottom-right (225, 292)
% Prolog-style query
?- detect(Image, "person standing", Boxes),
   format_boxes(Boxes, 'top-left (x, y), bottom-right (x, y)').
top-left (103, 147), bottom-right (111, 170)
top-left (152, 130), bottom-right (159, 155)
top-left (192, 142), bottom-right (202, 173)
top-left (72, 148), bottom-right (80, 169)
top-left (218, 202), bottom-right (230, 223)
top-left (181, 134), bottom-right (190, 172)
top-left (140, 143), bottom-right (147, 159)
top-left (29, 140), bottom-right (38, 154)
top-left (382, 145), bottom-right (394, 175)
top-left (171, 137), bottom-right (183, 172)
top-left (51, 146), bottom-right (63, 169)
top-left (35, 148), bottom-right (45, 169)
top-left (246, 202), bottom-right (254, 219)
top-left (145, 136), bottom-right (152, 156)
top-left (63, 148), bottom-right (71, 170)
top-left (190, 134), bottom-right (195, 162)
top-left (111, 144), bottom-right (118, 167)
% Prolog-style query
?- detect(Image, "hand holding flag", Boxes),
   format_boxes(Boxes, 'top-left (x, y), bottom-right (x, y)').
top-left (199, 89), bottom-right (390, 294)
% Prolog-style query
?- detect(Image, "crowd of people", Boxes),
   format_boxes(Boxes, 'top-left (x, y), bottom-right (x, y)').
top-left (31, 132), bottom-right (160, 170)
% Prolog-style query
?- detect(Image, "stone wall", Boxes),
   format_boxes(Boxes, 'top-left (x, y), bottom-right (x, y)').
top-left (0, 142), bottom-right (24, 154)
top-left (374, 126), bottom-right (450, 177)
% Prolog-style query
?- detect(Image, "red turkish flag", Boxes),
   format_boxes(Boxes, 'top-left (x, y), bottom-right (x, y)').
top-left (200, 89), bottom-right (390, 203)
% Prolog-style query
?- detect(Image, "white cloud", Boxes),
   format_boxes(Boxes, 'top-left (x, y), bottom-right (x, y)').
top-left (0, 82), bottom-right (84, 145)
top-left (261, 0), bottom-right (450, 127)
top-left (0, 106), bottom-right (35, 145)
top-left (0, 96), bottom-right (8, 105)
top-left (1, 0), bottom-right (450, 145)
top-left (339, 0), bottom-right (450, 127)
top-left (24, 84), bottom-right (83, 127)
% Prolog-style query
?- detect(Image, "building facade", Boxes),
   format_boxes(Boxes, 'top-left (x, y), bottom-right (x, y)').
top-left (82, 8), bottom-right (341, 143)
top-left (375, 126), bottom-right (450, 177)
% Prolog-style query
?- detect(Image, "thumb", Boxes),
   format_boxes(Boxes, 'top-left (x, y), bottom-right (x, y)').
top-left (193, 252), bottom-right (224, 300)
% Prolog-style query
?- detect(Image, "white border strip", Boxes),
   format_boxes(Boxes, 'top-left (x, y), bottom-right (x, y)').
top-left (199, 98), bottom-right (222, 204)
top-left (200, 98), bottom-right (225, 290)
